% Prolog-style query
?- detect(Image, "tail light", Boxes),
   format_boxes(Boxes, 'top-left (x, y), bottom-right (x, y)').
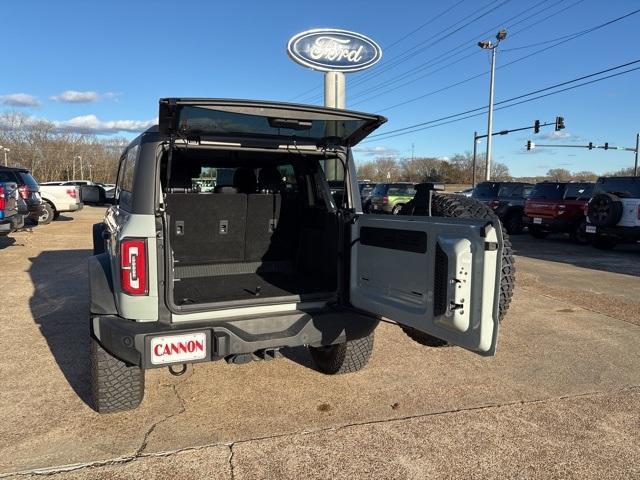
top-left (382, 196), bottom-right (389, 205)
top-left (66, 188), bottom-right (77, 199)
top-left (490, 200), bottom-right (500, 209)
top-left (18, 185), bottom-right (29, 199)
top-left (120, 238), bottom-right (148, 296)
top-left (0, 186), bottom-right (5, 219)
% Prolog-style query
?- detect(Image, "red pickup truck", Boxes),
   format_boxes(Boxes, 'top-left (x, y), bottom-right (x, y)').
top-left (524, 182), bottom-right (594, 243)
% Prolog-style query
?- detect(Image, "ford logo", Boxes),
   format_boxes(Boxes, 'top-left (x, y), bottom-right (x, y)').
top-left (287, 29), bottom-right (382, 73)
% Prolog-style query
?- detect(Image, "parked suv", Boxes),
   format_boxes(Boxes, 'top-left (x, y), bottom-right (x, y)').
top-left (524, 182), bottom-right (594, 242)
top-left (0, 166), bottom-right (43, 222)
top-left (0, 182), bottom-right (25, 236)
top-left (88, 98), bottom-right (513, 413)
top-left (585, 176), bottom-right (640, 249)
top-left (472, 181), bottom-right (533, 234)
top-left (369, 182), bottom-right (416, 214)
top-left (358, 181), bottom-right (376, 213)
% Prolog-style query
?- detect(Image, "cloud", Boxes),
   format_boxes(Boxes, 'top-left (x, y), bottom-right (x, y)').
top-left (353, 145), bottom-right (400, 157)
top-left (1, 93), bottom-right (40, 107)
top-left (102, 91), bottom-right (122, 101)
top-left (56, 114), bottom-right (156, 134)
top-left (0, 112), bottom-right (156, 135)
top-left (538, 131), bottom-right (581, 141)
top-left (51, 90), bottom-right (100, 103)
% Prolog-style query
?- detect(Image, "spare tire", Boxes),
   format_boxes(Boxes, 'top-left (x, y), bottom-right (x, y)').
top-left (587, 193), bottom-right (623, 227)
top-left (399, 191), bottom-right (515, 347)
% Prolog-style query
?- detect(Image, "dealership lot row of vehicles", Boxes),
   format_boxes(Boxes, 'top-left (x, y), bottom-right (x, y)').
top-left (360, 176), bottom-right (640, 250)
top-left (0, 165), bottom-right (114, 236)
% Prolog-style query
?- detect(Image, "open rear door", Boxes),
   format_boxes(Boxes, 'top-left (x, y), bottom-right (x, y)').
top-left (350, 214), bottom-right (502, 355)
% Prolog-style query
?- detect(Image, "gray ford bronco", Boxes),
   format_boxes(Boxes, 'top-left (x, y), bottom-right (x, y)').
top-left (89, 99), bottom-right (514, 413)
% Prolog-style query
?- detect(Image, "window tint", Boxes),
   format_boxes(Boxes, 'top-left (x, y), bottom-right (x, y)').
top-left (387, 184), bottom-right (416, 196)
top-left (277, 165), bottom-right (298, 193)
top-left (0, 170), bottom-right (16, 183)
top-left (372, 184), bottom-right (389, 196)
top-left (472, 183), bottom-right (500, 199)
top-left (18, 172), bottom-right (39, 188)
top-left (120, 145), bottom-right (138, 192)
top-left (564, 183), bottom-right (594, 200)
top-left (498, 184), bottom-right (523, 198)
top-left (529, 183), bottom-right (565, 200)
top-left (595, 177), bottom-right (640, 198)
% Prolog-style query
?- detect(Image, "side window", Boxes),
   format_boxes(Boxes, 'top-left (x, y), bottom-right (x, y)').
top-left (277, 164), bottom-right (298, 193)
top-left (116, 144), bottom-right (138, 209)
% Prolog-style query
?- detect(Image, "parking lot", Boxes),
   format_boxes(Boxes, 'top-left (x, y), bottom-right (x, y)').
top-left (0, 206), bottom-right (639, 479)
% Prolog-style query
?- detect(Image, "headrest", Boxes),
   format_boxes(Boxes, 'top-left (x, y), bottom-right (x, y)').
top-left (214, 185), bottom-right (238, 194)
top-left (233, 168), bottom-right (257, 194)
top-left (258, 167), bottom-right (284, 192)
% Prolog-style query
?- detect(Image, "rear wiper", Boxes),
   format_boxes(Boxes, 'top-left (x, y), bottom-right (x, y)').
top-left (268, 118), bottom-right (312, 130)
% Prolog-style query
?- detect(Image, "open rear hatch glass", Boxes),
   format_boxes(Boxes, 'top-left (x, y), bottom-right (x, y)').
top-left (159, 98), bottom-right (386, 147)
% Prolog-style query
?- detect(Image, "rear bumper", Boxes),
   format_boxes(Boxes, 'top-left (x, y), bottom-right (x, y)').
top-left (27, 203), bottom-right (43, 219)
top-left (585, 225), bottom-right (640, 242)
top-left (523, 215), bottom-right (572, 231)
top-left (91, 310), bottom-right (379, 369)
top-left (59, 201), bottom-right (83, 213)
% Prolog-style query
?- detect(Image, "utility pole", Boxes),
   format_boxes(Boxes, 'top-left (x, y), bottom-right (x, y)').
top-left (472, 132), bottom-right (478, 187)
top-left (73, 156), bottom-right (76, 180)
top-left (79, 155), bottom-right (84, 181)
top-left (478, 29), bottom-right (507, 181)
top-left (411, 142), bottom-right (414, 161)
top-left (3, 148), bottom-right (9, 167)
top-left (89, 164), bottom-right (93, 181)
top-left (635, 133), bottom-right (639, 176)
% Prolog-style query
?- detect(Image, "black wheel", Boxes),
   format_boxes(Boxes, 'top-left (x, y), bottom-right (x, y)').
top-left (570, 220), bottom-right (589, 245)
top-left (529, 227), bottom-right (549, 239)
top-left (309, 332), bottom-right (374, 374)
top-left (391, 204), bottom-right (404, 215)
top-left (504, 211), bottom-right (524, 235)
top-left (400, 193), bottom-right (516, 347)
top-left (587, 194), bottom-right (623, 227)
top-left (90, 337), bottom-right (144, 413)
top-left (92, 223), bottom-right (106, 255)
top-left (591, 234), bottom-right (617, 250)
top-left (38, 203), bottom-right (54, 225)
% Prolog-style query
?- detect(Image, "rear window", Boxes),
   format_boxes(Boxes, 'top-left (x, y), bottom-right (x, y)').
top-left (18, 172), bottom-right (39, 189)
top-left (387, 185), bottom-right (416, 197)
top-left (372, 184), bottom-right (389, 196)
top-left (595, 177), bottom-right (640, 198)
top-left (360, 185), bottom-right (375, 196)
top-left (497, 184), bottom-right (527, 198)
top-left (472, 183), bottom-right (500, 199)
top-left (0, 170), bottom-right (16, 183)
top-left (564, 183), bottom-right (594, 200)
top-left (529, 183), bottom-right (565, 200)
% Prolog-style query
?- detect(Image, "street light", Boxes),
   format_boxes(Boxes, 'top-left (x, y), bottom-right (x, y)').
top-left (3, 148), bottom-right (10, 167)
top-left (478, 29), bottom-right (507, 181)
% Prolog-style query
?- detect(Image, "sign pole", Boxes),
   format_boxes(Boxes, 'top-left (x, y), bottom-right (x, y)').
top-left (635, 132), bottom-right (639, 176)
top-left (472, 131), bottom-right (478, 188)
top-left (324, 71), bottom-right (346, 180)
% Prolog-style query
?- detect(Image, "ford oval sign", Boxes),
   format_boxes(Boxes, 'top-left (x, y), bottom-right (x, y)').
top-left (287, 29), bottom-right (382, 73)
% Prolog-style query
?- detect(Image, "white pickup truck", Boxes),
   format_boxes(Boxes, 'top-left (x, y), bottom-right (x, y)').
top-left (38, 184), bottom-right (83, 224)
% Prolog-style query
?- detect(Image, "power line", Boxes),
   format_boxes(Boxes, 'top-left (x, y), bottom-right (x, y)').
top-left (364, 61), bottom-right (640, 142)
top-left (371, 8), bottom-right (640, 112)
top-left (346, 0), bottom-right (561, 104)
top-left (293, 0), bottom-right (508, 103)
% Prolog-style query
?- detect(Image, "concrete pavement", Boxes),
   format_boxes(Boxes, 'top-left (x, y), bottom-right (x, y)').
top-left (0, 207), bottom-right (638, 479)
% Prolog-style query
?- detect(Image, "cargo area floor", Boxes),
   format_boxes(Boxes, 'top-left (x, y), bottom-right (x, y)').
top-left (173, 272), bottom-right (330, 305)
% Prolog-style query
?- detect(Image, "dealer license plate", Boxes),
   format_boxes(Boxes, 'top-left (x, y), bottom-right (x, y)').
top-left (533, 217), bottom-right (542, 224)
top-left (585, 225), bottom-right (596, 234)
top-left (150, 332), bottom-right (207, 365)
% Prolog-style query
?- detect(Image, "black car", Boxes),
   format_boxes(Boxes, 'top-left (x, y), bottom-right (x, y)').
top-left (0, 181), bottom-right (25, 236)
top-left (0, 166), bottom-right (43, 221)
top-left (358, 181), bottom-right (376, 212)
top-left (472, 181), bottom-right (534, 234)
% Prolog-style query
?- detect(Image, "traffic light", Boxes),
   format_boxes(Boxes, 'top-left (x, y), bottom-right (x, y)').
top-left (555, 116), bottom-right (565, 131)
top-left (604, 142), bottom-right (609, 150)
top-left (526, 140), bottom-right (535, 150)
top-left (588, 142), bottom-right (593, 150)
top-left (534, 120), bottom-right (540, 134)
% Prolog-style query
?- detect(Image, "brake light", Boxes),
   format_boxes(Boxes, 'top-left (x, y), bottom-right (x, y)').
top-left (0, 186), bottom-right (5, 218)
top-left (120, 238), bottom-right (148, 295)
top-left (18, 185), bottom-right (29, 199)
top-left (382, 196), bottom-right (389, 204)
top-left (66, 188), bottom-right (77, 199)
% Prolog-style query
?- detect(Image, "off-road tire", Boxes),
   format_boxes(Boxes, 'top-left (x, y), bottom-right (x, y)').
top-left (591, 234), bottom-right (617, 250)
top-left (38, 203), bottom-right (54, 225)
top-left (90, 337), bottom-right (145, 413)
top-left (588, 193), bottom-right (623, 227)
top-left (401, 194), bottom-right (515, 347)
top-left (504, 211), bottom-right (524, 235)
top-left (529, 227), bottom-right (549, 239)
top-left (309, 333), bottom-right (374, 374)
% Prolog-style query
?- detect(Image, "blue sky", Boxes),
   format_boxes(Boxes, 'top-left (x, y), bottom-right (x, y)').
top-left (2, 0), bottom-right (639, 176)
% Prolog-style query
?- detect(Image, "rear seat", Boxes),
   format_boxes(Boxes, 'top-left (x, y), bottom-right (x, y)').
top-left (245, 167), bottom-right (297, 262)
top-left (166, 192), bottom-right (247, 265)
top-left (167, 167), bottom-right (299, 267)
